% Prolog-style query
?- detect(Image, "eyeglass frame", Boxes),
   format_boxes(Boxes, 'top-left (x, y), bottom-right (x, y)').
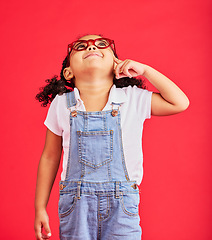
top-left (66, 38), bottom-right (117, 66)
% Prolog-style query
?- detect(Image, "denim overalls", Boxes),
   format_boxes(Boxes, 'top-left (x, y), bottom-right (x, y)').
top-left (58, 91), bottom-right (141, 240)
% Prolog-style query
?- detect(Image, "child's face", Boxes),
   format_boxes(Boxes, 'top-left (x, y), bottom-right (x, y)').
top-left (64, 35), bottom-right (116, 81)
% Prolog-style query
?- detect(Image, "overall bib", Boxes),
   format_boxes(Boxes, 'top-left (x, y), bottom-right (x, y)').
top-left (58, 91), bottom-right (141, 240)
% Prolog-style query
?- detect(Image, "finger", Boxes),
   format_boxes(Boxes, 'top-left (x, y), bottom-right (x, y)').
top-left (36, 233), bottom-right (42, 240)
top-left (113, 61), bottom-right (117, 71)
top-left (42, 233), bottom-right (51, 239)
top-left (122, 61), bottom-right (138, 78)
top-left (120, 61), bottom-right (133, 78)
top-left (116, 72), bottom-right (129, 78)
top-left (35, 227), bottom-right (43, 240)
top-left (115, 60), bottom-right (127, 78)
top-left (113, 56), bottom-right (122, 64)
top-left (120, 60), bottom-right (130, 73)
top-left (43, 221), bottom-right (51, 238)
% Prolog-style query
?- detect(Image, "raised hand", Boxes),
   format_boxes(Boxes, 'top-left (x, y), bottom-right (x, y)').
top-left (113, 56), bottom-right (145, 79)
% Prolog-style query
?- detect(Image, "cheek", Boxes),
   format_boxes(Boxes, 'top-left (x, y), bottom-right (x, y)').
top-left (69, 54), bottom-right (82, 69)
top-left (103, 51), bottom-right (114, 64)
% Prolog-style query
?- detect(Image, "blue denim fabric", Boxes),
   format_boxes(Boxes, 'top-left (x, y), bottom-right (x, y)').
top-left (58, 92), bottom-right (141, 240)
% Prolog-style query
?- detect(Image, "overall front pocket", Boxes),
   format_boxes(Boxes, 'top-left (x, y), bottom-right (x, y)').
top-left (120, 192), bottom-right (139, 217)
top-left (77, 130), bottom-right (113, 169)
top-left (59, 193), bottom-right (77, 218)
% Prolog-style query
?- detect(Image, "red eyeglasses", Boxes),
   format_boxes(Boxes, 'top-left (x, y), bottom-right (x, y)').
top-left (67, 37), bottom-right (116, 56)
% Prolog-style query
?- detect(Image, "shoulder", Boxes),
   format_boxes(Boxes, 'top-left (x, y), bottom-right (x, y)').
top-left (50, 92), bottom-right (68, 107)
top-left (46, 93), bottom-right (69, 116)
top-left (112, 85), bottom-right (152, 121)
top-left (120, 85), bottom-right (152, 99)
top-left (121, 84), bottom-right (148, 92)
top-left (121, 86), bottom-right (152, 120)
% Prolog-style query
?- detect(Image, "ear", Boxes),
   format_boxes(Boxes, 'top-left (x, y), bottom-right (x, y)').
top-left (63, 67), bottom-right (74, 80)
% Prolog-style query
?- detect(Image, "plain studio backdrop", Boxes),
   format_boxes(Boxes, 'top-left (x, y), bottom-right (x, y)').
top-left (0, 0), bottom-right (211, 239)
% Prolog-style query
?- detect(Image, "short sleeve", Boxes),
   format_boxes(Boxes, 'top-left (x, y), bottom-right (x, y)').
top-left (44, 95), bottom-right (63, 136)
top-left (133, 86), bottom-right (152, 121)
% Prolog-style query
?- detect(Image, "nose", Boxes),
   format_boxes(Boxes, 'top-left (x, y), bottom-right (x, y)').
top-left (87, 45), bottom-right (97, 51)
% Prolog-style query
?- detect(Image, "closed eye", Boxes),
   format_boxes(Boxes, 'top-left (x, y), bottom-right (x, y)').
top-left (96, 40), bottom-right (108, 47)
top-left (76, 43), bottom-right (87, 50)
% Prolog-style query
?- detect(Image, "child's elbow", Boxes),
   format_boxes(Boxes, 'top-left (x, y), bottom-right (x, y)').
top-left (178, 97), bottom-right (190, 112)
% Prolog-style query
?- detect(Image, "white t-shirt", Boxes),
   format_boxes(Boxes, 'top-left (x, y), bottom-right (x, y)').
top-left (44, 84), bottom-right (152, 185)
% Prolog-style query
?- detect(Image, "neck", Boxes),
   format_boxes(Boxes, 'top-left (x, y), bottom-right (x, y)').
top-left (74, 76), bottom-right (114, 99)
top-left (74, 77), bottom-right (114, 111)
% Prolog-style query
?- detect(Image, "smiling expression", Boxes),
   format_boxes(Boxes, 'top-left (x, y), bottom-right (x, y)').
top-left (66, 35), bottom-right (116, 79)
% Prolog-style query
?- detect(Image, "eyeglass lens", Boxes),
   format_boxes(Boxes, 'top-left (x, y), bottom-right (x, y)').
top-left (73, 39), bottom-right (110, 51)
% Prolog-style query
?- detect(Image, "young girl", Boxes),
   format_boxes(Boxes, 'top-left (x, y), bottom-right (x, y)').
top-left (34, 34), bottom-right (189, 240)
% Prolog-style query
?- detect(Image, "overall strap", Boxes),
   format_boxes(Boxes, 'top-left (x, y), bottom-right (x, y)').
top-left (111, 102), bottom-right (122, 106)
top-left (111, 102), bottom-right (122, 117)
top-left (66, 91), bottom-right (77, 109)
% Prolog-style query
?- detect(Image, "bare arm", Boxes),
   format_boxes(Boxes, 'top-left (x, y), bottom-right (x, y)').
top-left (34, 129), bottom-right (62, 240)
top-left (143, 65), bottom-right (190, 116)
top-left (113, 57), bottom-right (189, 116)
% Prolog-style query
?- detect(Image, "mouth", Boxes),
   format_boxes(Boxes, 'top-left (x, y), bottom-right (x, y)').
top-left (84, 53), bottom-right (103, 59)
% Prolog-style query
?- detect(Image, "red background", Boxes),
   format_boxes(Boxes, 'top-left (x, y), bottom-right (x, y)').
top-left (0, 0), bottom-right (211, 239)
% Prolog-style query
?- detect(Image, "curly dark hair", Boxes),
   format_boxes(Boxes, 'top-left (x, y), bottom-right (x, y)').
top-left (36, 38), bottom-right (146, 107)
